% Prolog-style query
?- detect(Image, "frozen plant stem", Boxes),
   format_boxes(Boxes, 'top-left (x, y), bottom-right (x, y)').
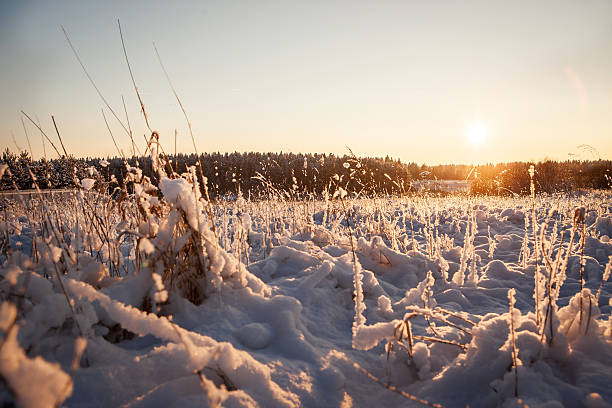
top-left (595, 256), bottom-right (612, 303)
top-left (576, 208), bottom-right (587, 333)
top-left (508, 288), bottom-right (519, 398)
top-left (349, 360), bottom-right (443, 407)
top-left (529, 165), bottom-right (542, 327)
top-left (118, 19), bottom-right (152, 133)
top-left (61, 25), bottom-right (132, 138)
top-left (339, 192), bottom-right (364, 329)
top-left (153, 41), bottom-right (218, 241)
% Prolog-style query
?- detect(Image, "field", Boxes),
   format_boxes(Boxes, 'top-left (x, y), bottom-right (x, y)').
top-left (0, 159), bottom-right (611, 408)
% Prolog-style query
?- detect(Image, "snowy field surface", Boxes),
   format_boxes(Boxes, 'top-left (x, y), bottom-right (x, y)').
top-left (410, 179), bottom-right (472, 193)
top-left (0, 167), bottom-right (611, 407)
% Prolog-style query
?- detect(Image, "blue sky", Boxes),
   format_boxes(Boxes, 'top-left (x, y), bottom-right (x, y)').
top-left (1, 0), bottom-right (611, 164)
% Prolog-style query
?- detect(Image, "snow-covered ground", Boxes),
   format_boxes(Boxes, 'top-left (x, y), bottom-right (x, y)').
top-left (0, 165), bottom-right (611, 407)
top-left (410, 179), bottom-right (472, 193)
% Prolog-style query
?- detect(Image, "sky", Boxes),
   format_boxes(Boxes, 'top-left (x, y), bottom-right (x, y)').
top-left (1, 0), bottom-right (611, 165)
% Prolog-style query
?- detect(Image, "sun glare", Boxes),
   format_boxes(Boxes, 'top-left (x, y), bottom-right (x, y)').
top-left (467, 122), bottom-right (488, 146)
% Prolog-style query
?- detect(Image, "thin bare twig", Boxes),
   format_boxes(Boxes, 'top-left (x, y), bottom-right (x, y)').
top-left (153, 41), bottom-right (218, 239)
top-left (118, 19), bottom-right (152, 133)
top-left (61, 25), bottom-right (131, 137)
top-left (350, 361), bottom-right (443, 407)
top-left (20, 111), bottom-right (62, 157)
top-left (121, 95), bottom-right (140, 156)
top-left (101, 108), bottom-right (125, 160)
top-left (51, 115), bottom-right (69, 157)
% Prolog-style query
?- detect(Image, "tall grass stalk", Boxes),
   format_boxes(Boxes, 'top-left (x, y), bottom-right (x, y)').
top-left (595, 256), bottom-right (612, 303)
top-left (575, 207), bottom-right (586, 332)
top-left (508, 288), bottom-right (519, 398)
top-left (349, 359), bottom-right (443, 408)
top-left (529, 165), bottom-right (542, 327)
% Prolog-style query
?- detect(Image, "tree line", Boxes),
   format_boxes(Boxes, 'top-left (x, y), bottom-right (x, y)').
top-left (461, 160), bottom-right (611, 195)
top-left (1, 148), bottom-right (610, 197)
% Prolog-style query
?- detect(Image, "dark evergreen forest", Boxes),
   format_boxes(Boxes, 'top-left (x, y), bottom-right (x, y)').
top-left (1, 148), bottom-right (610, 197)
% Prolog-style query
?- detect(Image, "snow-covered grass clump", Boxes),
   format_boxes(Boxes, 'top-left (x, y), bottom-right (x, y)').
top-left (0, 150), bottom-right (611, 407)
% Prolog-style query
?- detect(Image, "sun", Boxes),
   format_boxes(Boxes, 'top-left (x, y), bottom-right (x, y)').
top-left (467, 122), bottom-right (488, 146)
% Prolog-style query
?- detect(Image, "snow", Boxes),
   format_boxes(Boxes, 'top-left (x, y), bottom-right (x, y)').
top-left (353, 320), bottom-right (401, 350)
top-left (0, 177), bottom-right (611, 407)
top-left (80, 178), bottom-right (95, 190)
top-left (0, 302), bottom-right (73, 408)
top-left (158, 175), bottom-right (201, 231)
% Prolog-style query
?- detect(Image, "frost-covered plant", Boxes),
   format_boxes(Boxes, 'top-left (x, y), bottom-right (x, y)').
top-left (507, 288), bottom-right (518, 398)
top-left (529, 165), bottom-right (543, 327)
top-left (595, 255), bottom-right (612, 302)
